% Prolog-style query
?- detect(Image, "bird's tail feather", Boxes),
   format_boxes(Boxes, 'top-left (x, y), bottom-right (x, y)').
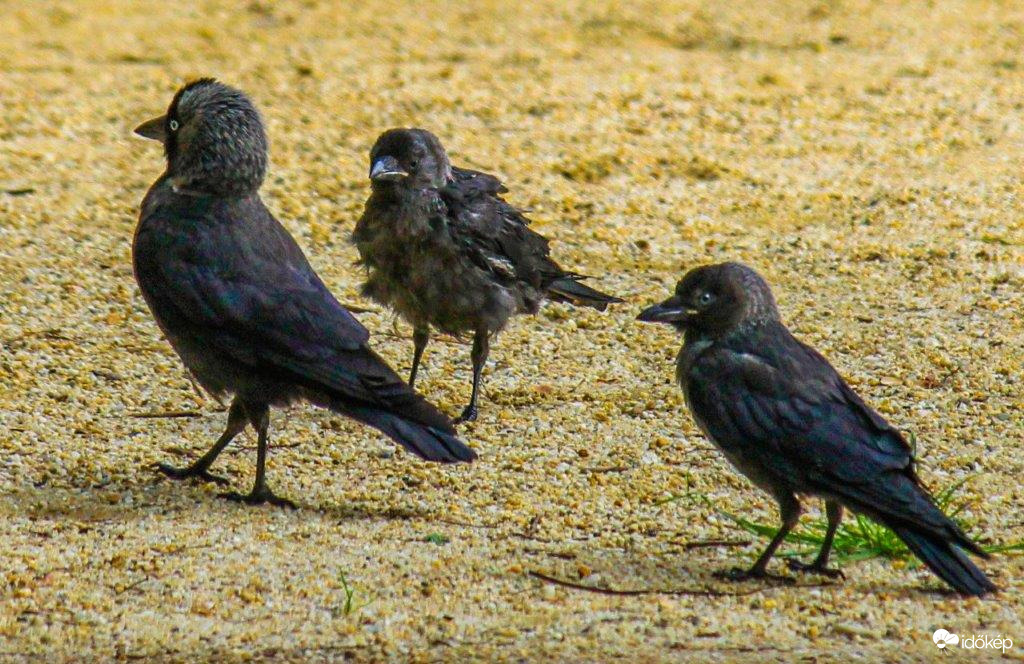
top-left (890, 525), bottom-right (996, 596)
top-left (345, 405), bottom-right (477, 463)
top-left (547, 276), bottom-right (622, 311)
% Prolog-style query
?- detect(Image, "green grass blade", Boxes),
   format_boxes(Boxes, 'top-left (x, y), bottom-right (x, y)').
top-left (674, 477), bottom-right (1021, 566)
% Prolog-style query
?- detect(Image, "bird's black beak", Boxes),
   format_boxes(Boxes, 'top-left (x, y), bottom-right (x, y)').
top-left (637, 296), bottom-right (691, 324)
top-left (369, 156), bottom-right (408, 182)
top-left (134, 115), bottom-right (167, 142)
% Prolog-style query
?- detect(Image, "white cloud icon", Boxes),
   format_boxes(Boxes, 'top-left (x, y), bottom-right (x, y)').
top-left (933, 629), bottom-right (959, 649)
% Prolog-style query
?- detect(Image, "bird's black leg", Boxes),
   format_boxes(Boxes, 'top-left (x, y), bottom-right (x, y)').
top-left (456, 328), bottom-right (489, 423)
top-left (789, 500), bottom-right (845, 578)
top-left (220, 404), bottom-right (296, 509)
top-left (156, 399), bottom-right (246, 485)
top-left (408, 326), bottom-right (430, 389)
top-left (716, 494), bottom-right (800, 584)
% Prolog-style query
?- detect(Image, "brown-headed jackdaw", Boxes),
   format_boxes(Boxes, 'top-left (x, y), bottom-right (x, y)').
top-left (133, 80), bottom-right (475, 507)
top-left (638, 262), bottom-right (995, 596)
top-left (353, 128), bottom-right (622, 422)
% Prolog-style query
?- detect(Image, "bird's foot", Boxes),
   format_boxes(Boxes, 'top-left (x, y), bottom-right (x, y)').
top-left (454, 405), bottom-right (478, 424)
top-left (219, 487), bottom-right (297, 509)
top-left (787, 559), bottom-right (845, 579)
top-left (154, 462), bottom-right (229, 486)
top-left (713, 566), bottom-right (795, 585)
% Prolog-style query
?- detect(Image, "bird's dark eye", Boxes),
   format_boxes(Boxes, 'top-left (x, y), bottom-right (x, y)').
top-left (408, 159), bottom-right (419, 169)
top-left (698, 291), bottom-right (714, 306)
top-left (169, 119), bottom-right (180, 132)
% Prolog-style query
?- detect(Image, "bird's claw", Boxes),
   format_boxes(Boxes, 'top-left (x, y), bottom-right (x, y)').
top-left (713, 566), bottom-right (796, 585)
top-left (454, 405), bottom-right (478, 424)
top-left (218, 488), bottom-right (297, 509)
top-left (787, 559), bottom-right (845, 579)
top-left (155, 462), bottom-right (230, 486)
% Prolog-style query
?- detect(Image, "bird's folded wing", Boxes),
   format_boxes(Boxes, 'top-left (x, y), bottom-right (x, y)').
top-left (688, 342), bottom-right (925, 518)
top-left (441, 170), bottom-right (564, 289)
top-left (140, 221), bottom-right (431, 412)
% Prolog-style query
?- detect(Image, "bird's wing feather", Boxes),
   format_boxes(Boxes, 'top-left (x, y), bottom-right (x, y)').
top-left (686, 327), bottom-right (931, 521)
top-left (440, 167), bottom-right (567, 290)
top-left (451, 166), bottom-right (508, 195)
top-left (136, 200), bottom-right (432, 414)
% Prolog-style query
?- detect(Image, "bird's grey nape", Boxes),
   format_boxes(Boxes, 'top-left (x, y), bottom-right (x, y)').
top-left (729, 263), bottom-right (781, 324)
top-left (169, 80), bottom-right (269, 198)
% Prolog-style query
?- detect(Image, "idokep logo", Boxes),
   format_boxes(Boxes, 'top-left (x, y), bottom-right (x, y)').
top-left (933, 629), bottom-right (1014, 654)
top-left (933, 630), bottom-right (958, 650)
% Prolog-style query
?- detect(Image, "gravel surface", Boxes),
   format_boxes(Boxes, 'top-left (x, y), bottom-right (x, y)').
top-left (1, 1), bottom-right (1023, 661)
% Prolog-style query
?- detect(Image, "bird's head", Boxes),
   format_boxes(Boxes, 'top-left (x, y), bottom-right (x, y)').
top-left (638, 262), bottom-right (780, 336)
top-left (368, 128), bottom-right (452, 191)
top-left (134, 78), bottom-right (268, 197)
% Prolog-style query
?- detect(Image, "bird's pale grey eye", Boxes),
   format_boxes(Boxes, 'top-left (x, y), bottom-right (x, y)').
top-left (169, 119), bottom-right (180, 132)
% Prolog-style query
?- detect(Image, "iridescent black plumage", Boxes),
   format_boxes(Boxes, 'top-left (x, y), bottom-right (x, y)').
top-left (639, 262), bottom-right (994, 596)
top-left (133, 82), bottom-right (474, 507)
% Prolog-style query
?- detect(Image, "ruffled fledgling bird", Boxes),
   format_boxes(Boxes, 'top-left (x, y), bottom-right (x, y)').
top-left (133, 81), bottom-right (475, 508)
top-left (638, 262), bottom-right (995, 596)
top-left (353, 128), bottom-right (622, 422)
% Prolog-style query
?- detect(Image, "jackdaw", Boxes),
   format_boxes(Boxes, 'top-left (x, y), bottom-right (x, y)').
top-left (353, 128), bottom-right (622, 422)
top-left (133, 80), bottom-right (475, 507)
top-left (638, 262), bottom-right (995, 596)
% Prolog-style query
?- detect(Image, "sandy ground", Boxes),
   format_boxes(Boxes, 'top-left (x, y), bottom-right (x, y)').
top-left (2, 0), bottom-right (1024, 661)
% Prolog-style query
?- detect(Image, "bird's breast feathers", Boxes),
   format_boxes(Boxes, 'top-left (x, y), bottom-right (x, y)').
top-left (362, 191), bottom-right (448, 235)
top-left (676, 339), bottom-right (714, 388)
